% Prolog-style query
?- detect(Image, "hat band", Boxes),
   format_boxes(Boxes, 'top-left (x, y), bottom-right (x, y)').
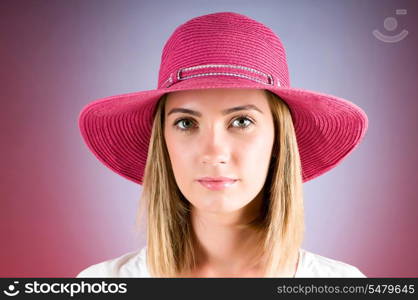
top-left (162, 64), bottom-right (279, 88)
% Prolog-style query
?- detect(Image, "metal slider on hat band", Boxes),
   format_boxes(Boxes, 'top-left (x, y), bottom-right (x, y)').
top-left (162, 64), bottom-right (280, 88)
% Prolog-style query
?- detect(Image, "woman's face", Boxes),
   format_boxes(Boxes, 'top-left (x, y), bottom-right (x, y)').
top-left (164, 88), bottom-right (275, 214)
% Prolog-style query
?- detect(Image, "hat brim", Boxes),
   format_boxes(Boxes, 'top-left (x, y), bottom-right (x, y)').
top-left (79, 76), bottom-right (368, 184)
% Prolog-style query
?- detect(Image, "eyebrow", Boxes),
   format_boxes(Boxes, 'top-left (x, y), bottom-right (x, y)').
top-left (167, 104), bottom-right (263, 117)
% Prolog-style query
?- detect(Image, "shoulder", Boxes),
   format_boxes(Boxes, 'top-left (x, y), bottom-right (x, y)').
top-left (297, 248), bottom-right (366, 278)
top-left (76, 247), bottom-right (149, 278)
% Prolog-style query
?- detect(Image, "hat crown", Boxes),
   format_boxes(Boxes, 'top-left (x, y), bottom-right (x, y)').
top-left (157, 12), bottom-right (290, 89)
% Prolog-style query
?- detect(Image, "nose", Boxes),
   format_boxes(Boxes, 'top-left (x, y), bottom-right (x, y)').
top-left (200, 126), bottom-right (230, 165)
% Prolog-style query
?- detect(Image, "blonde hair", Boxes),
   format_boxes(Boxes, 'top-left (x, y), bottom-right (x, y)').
top-left (136, 89), bottom-right (305, 277)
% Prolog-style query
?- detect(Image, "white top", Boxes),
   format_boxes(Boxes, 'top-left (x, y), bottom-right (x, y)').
top-left (76, 247), bottom-right (366, 278)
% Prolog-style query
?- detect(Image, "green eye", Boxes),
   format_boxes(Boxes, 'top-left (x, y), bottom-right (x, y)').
top-left (231, 116), bottom-right (253, 129)
top-left (173, 115), bottom-right (255, 132)
top-left (174, 118), bottom-right (196, 131)
top-left (177, 119), bottom-right (193, 130)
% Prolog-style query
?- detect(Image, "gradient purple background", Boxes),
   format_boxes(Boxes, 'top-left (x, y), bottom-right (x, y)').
top-left (1, 0), bottom-right (417, 277)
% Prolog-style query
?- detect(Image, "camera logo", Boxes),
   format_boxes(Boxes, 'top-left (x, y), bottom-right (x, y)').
top-left (3, 281), bottom-right (20, 297)
top-left (373, 9), bottom-right (408, 43)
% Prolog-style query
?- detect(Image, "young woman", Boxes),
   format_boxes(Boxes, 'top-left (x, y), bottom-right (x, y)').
top-left (76, 12), bottom-right (368, 278)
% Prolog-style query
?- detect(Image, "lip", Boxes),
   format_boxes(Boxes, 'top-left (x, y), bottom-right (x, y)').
top-left (197, 176), bottom-right (237, 181)
top-left (197, 177), bottom-right (238, 191)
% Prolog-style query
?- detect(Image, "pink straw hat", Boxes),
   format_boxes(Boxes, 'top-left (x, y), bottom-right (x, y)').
top-left (78, 11), bottom-right (368, 184)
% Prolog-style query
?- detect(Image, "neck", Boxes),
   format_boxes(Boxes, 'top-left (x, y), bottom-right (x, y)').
top-left (190, 192), bottom-right (265, 275)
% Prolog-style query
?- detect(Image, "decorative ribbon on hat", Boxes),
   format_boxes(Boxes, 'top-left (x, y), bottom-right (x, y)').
top-left (162, 64), bottom-right (280, 88)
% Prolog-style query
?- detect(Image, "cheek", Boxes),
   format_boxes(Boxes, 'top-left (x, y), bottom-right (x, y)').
top-left (164, 133), bottom-right (192, 184)
top-left (240, 132), bottom-right (274, 174)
